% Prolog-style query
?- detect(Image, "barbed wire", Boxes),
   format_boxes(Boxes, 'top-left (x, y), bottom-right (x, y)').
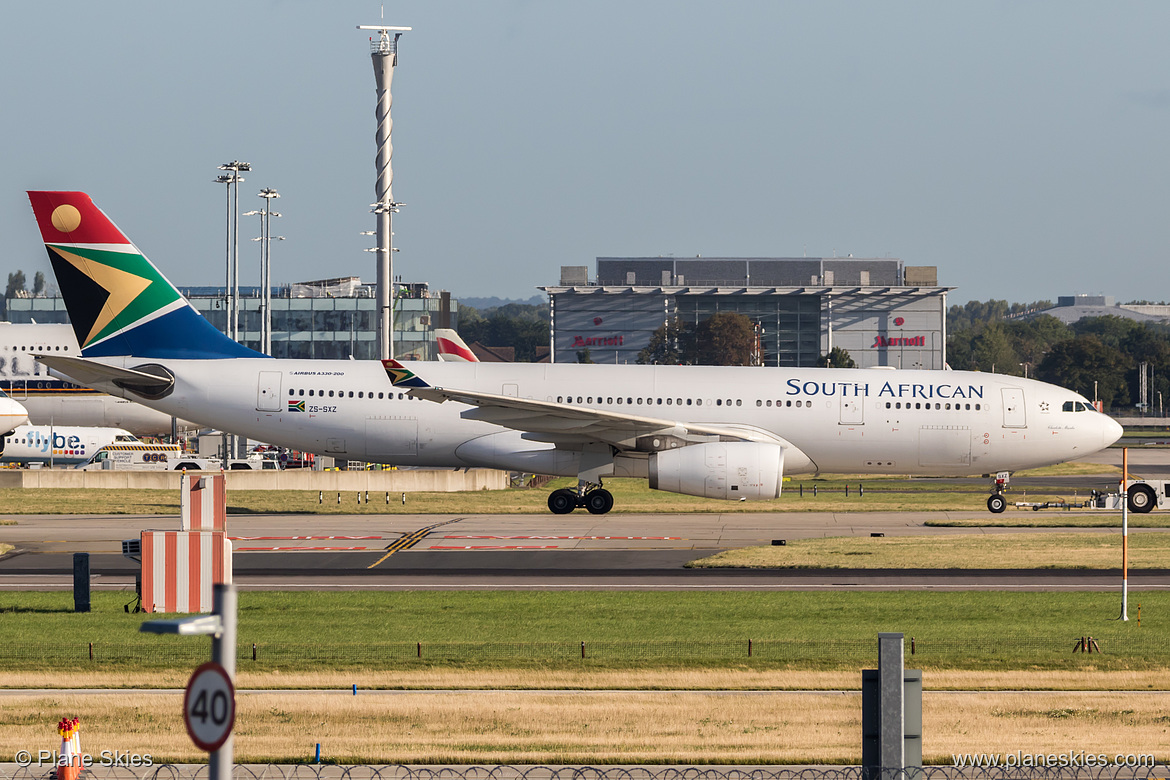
top-left (1, 766), bottom-right (1163, 780)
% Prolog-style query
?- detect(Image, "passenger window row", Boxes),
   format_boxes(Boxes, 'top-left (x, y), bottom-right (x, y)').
top-left (884, 401), bottom-right (981, 411)
top-left (556, 395), bottom-right (753, 408)
top-left (286, 389), bottom-right (420, 401)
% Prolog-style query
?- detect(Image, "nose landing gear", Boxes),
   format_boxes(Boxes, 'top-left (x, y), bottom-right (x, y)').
top-left (987, 470), bottom-right (1011, 514)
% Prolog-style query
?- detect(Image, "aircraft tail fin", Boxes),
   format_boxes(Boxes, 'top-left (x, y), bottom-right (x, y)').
top-left (435, 328), bottom-right (479, 362)
top-left (26, 191), bottom-right (264, 360)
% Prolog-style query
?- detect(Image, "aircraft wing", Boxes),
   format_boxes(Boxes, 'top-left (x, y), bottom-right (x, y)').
top-left (409, 384), bottom-right (788, 451)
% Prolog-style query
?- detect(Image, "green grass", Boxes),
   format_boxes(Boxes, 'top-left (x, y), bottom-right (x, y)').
top-left (0, 475), bottom-right (1120, 515)
top-left (1, 590), bottom-right (1165, 672)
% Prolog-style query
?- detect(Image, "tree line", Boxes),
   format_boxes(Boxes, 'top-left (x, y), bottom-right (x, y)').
top-left (457, 301), bottom-right (550, 363)
top-left (2, 270), bottom-right (47, 317)
top-left (946, 300), bottom-right (1170, 412)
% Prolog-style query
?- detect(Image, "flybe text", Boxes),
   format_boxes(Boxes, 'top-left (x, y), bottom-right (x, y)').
top-left (19, 432), bottom-right (83, 453)
top-left (785, 380), bottom-right (985, 400)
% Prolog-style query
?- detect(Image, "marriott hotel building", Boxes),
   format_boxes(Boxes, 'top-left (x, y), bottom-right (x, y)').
top-left (542, 258), bottom-right (950, 369)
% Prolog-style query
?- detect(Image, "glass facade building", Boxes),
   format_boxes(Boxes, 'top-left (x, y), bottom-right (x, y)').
top-left (544, 258), bottom-right (950, 368)
top-left (6, 281), bottom-right (456, 361)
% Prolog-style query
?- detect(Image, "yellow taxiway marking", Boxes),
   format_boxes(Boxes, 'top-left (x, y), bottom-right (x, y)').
top-left (366, 518), bottom-right (464, 569)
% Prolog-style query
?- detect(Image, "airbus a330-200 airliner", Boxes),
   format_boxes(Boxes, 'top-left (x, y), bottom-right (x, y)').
top-left (25, 191), bottom-right (1122, 514)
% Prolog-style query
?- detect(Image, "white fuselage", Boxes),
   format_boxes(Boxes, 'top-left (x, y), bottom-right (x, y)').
top-left (79, 358), bottom-right (1121, 478)
top-left (0, 424), bottom-right (137, 465)
top-left (0, 322), bottom-right (193, 435)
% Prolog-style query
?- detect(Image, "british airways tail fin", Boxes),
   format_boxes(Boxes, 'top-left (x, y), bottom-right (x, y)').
top-left (435, 328), bottom-right (479, 362)
top-left (26, 191), bottom-right (265, 360)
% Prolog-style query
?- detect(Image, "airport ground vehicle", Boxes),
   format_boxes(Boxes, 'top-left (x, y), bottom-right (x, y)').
top-left (78, 444), bottom-right (278, 471)
top-left (76, 443), bottom-right (184, 470)
top-left (988, 471), bottom-right (1169, 514)
top-left (1122, 480), bottom-right (1169, 513)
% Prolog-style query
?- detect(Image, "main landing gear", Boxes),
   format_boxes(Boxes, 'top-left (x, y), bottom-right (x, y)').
top-left (548, 482), bottom-right (614, 515)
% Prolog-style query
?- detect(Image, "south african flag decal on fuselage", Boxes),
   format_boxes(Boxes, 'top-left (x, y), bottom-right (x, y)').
top-left (288, 400), bottom-right (305, 412)
top-left (382, 359), bottom-right (430, 388)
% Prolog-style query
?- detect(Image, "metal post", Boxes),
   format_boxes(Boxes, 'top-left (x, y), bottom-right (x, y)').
top-left (220, 175), bottom-right (232, 338)
top-left (255, 189), bottom-right (280, 355)
top-left (217, 162), bottom-right (250, 461)
top-left (231, 178), bottom-right (240, 343)
top-left (1121, 448), bottom-right (1129, 621)
top-left (210, 583), bottom-right (237, 780)
top-left (878, 632), bottom-right (905, 771)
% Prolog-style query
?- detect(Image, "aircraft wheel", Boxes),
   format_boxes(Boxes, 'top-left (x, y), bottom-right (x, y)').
top-left (548, 488), bottom-right (577, 514)
top-left (584, 488), bottom-right (615, 515)
top-left (987, 494), bottom-right (1007, 514)
top-left (1128, 483), bottom-right (1157, 514)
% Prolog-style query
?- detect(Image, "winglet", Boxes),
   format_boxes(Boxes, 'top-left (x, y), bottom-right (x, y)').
top-left (382, 359), bottom-right (431, 388)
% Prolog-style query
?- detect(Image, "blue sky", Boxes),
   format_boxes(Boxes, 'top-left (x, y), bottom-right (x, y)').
top-left (2, 1), bottom-right (1169, 306)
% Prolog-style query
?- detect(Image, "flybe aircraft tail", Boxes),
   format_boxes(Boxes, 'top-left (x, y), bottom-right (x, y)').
top-left (26, 191), bottom-right (264, 360)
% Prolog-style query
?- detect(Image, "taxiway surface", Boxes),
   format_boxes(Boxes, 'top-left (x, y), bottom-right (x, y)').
top-left (2, 507), bottom-right (1168, 591)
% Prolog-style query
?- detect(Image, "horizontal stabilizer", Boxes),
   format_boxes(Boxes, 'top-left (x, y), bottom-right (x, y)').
top-left (36, 355), bottom-right (174, 395)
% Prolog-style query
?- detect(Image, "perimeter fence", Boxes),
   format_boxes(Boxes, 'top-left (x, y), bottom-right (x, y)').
top-left (0, 634), bottom-right (1150, 667)
top-left (0, 766), bottom-right (1165, 780)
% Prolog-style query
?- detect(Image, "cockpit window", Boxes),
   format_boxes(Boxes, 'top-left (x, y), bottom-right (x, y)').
top-left (1063, 400), bottom-right (1092, 412)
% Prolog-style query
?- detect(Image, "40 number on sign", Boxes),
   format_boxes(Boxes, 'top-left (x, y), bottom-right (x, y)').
top-left (183, 662), bottom-right (236, 752)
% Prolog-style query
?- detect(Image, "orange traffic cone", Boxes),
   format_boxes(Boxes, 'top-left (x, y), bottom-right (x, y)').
top-left (56, 718), bottom-right (81, 780)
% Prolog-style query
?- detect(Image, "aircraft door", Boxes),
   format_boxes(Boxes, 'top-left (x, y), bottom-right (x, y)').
top-left (256, 371), bottom-right (282, 412)
top-left (364, 417), bottom-right (418, 461)
top-left (839, 395), bottom-right (864, 425)
top-left (10, 380), bottom-right (25, 401)
top-left (1001, 388), bottom-right (1026, 428)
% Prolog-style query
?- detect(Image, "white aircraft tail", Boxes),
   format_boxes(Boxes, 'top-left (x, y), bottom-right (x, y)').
top-left (435, 329), bottom-right (479, 362)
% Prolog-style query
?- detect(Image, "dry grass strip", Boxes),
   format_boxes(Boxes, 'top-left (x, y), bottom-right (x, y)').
top-left (5, 668), bottom-right (1170, 692)
top-left (691, 532), bottom-right (1170, 569)
top-left (1, 691), bottom-right (1168, 765)
top-left (923, 691), bottom-right (1170, 764)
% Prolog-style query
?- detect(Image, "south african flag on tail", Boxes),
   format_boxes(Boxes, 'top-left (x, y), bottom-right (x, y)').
top-left (382, 359), bottom-right (431, 388)
top-left (26, 191), bottom-right (266, 360)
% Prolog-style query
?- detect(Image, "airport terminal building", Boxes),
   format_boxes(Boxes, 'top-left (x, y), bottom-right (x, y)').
top-left (543, 258), bottom-right (951, 368)
top-left (6, 277), bottom-right (456, 361)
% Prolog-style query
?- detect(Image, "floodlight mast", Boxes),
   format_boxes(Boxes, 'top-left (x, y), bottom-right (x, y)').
top-left (358, 22), bottom-right (411, 360)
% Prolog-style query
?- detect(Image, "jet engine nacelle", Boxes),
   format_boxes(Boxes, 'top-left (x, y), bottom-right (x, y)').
top-left (648, 441), bottom-right (784, 500)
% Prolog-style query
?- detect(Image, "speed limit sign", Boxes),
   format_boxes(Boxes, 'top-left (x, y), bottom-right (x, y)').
top-left (183, 662), bottom-right (236, 752)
